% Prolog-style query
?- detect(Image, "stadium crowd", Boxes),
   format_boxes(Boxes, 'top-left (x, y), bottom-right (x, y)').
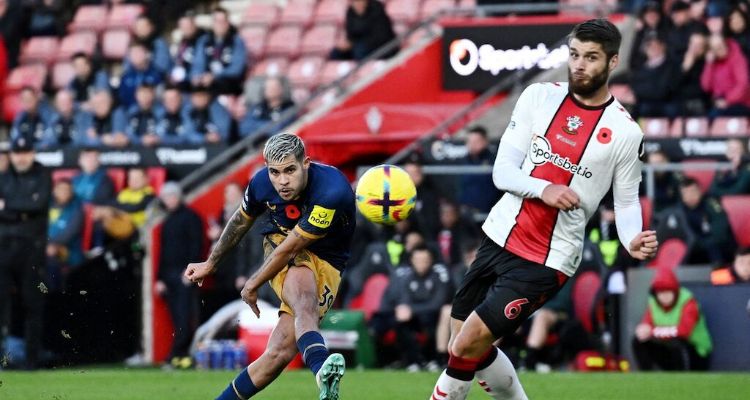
top-left (0, 0), bottom-right (748, 374)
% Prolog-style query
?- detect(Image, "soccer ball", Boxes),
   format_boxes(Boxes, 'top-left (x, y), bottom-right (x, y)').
top-left (355, 164), bottom-right (417, 225)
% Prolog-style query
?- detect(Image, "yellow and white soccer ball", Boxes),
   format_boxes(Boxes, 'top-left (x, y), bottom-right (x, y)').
top-left (355, 164), bottom-right (417, 225)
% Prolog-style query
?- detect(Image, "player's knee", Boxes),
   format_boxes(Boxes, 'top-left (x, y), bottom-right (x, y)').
top-left (450, 332), bottom-right (478, 358)
top-left (265, 344), bottom-right (297, 366)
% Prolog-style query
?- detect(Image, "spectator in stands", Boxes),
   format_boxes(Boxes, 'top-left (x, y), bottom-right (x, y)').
top-left (631, 33), bottom-right (679, 118)
top-left (0, 135), bottom-right (51, 370)
top-left (0, 0), bottom-right (24, 68)
top-left (26, 0), bottom-right (65, 37)
top-left (119, 42), bottom-right (163, 109)
top-left (11, 87), bottom-right (50, 146)
top-left (725, 7), bottom-right (750, 59)
top-left (436, 201), bottom-right (479, 268)
top-left (46, 178), bottom-right (84, 290)
top-left (666, 1), bottom-right (708, 62)
top-left (183, 84), bottom-right (231, 144)
top-left (711, 246), bottom-right (750, 284)
top-left (331, 0), bottom-right (397, 61)
top-left (155, 182), bottom-right (203, 368)
top-left (458, 126), bottom-right (501, 214)
top-left (632, 268), bottom-right (712, 370)
top-left (123, 82), bottom-right (164, 147)
top-left (381, 246), bottom-right (451, 371)
top-left (92, 168), bottom-right (155, 240)
top-left (156, 86), bottom-right (189, 144)
top-left (630, 1), bottom-right (668, 70)
top-left (643, 150), bottom-right (682, 212)
top-left (674, 31), bottom-right (710, 116)
top-left (520, 278), bottom-right (574, 372)
top-left (705, 2), bottom-right (728, 35)
top-left (404, 154), bottom-right (442, 239)
top-left (676, 177), bottom-right (736, 265)
top-left (239, 77), bottom-right (295, 139)
top-left (169, 12), bottom-right (205, 91)
top-left (40, 90), bottom-right (88, 148)
top-left (191, 7), bottom-right (247, 96)
top-left (132, 14), bottom-right (171, 76)
top-left (68, 52), bottom-right (110, 109)
top-left (0, 143), bottom-right (9, 173)
top-left (701, 34), bottom-right (750, 117)
top-left (709, 138), bottom-right (750, 196)
top-left (81, 89), bottom-right (128, 147)
top-left (72, 147), bottom-right (116, 205)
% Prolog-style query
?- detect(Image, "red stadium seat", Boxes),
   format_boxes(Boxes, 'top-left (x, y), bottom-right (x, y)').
top-left (387, 0), bottom-right (422, 25)
top-left (647, 238), bottom-right (688, 270)
top-left (709, 117), bottom-right (749, 137)
top-left (279, 0), bottom-right (315, 27)
top-left (320, 60), bottom-right (355, 85)
top-left (107, 4), bottom-right (145, 30)
top-left (572, 271), bottom-right (602, 333)
top-left (242, 3), bottom-right (280, 27)
top-left (6, 64), bottom-right (47, 93)
top-left (669, 117), bottom-right (684, 138)
top-left (639, 117), bottom-right (670, 139)
top-left (265, 26), bottom-right (303, 58)
top-left (348, 273), bottom-right (389, 321)
top-left (147, 167), bottom-right (167, 195)
top-left (251, 57), bottom-right (290, 78)
top-left (640, 196), bottom-right (653, 230)
top-left (68, 5), bottom-right (108, 33)
top-left (721, 195), bottom-right (750, 248)
top-left (2, 93), bottom-right (23, 123)
top-left (240, 26), bottom-right (268, 60)
top-left (102, 29), bottom-right (132, 61)
top-left (288, 56), bottom-right (325, 89)
top-left (682, 117), bottom-right (710, 137)
top-left (52, 168), bottom-right (79, 183)
top-left (315, 0), bottom-right (347, 26)
top-left (419, 0), bottom-right (456, 20)
top-left (609, 84), bottom-right (635, 105)
top-left (459, 0), bottom-right (476, 8)
top-left (682, 158), bottom-right (717, 194)
top-left (19, 37), bottom-right (59, 66)
top-left (56, 32), bottom-right (98, 62)
top-left (51, 62), bottom-right (76, 90)
top-left (107, 168), bottom-right (127, 193)
top-left (300, 25), bottom-right (338, 56)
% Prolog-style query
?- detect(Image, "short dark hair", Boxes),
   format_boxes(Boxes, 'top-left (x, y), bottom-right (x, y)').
top-left (212, 6), bottom-right (229, 17)
top-left (737, 247), bottom-right (750, 257)
top-left (468, 125), bottom-right (488, 139)
top-left (569, 19), bottom-right (622, 59)
top-left (71, 52), bottom-right (89, 62)
top-left (680, 176), bottom-right (699, 188)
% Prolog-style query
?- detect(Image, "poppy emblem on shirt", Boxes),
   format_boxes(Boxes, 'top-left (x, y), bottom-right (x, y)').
top-left (285, 205), bottom-right (301, 219)
top-left (562, 115), bottom-right (583, 135)
top-left (597, 127), bottom-right (613, 144)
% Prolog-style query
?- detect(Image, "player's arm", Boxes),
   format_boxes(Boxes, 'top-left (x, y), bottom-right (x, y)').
top-left (613, 137), bottom-right (658, 260)
top-left (184, 207), bottom-right (256, 285)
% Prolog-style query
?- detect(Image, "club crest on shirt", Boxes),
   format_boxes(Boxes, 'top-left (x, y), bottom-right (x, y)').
top-left (562, 115), bottom-right (583, 135)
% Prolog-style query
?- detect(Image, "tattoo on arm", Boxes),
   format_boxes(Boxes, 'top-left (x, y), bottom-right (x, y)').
top-left (208, 208), bottom-right (254, 268)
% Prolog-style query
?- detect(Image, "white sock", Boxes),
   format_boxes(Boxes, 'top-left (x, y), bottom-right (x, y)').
top-left (429, 370), bottom-right (472, 400)
top-left (475, 349), bottom-right (528, 400)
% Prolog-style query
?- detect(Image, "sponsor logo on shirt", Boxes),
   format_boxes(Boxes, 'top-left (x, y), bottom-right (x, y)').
top-left (308, 205), bottom-right (335, 229)
top-left (530, 136), bottom-right (593, 178)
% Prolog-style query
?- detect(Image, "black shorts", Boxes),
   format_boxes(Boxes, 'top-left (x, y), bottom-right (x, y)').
top-left (451, 235), bottom-right (569, 338)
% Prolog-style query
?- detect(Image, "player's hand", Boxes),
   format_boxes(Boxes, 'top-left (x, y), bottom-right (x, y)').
top-left (395, 304), bottom-right (412, 322)
top-left (241, 281), bottom-right (261, 318)
top-left (184, 261), bottom-right (216, 287)
top-left (635, 323), bottom-right (652, 341)
top-left (541, 184), bottom-right (580, 211)
top-left (629, 230), bottom-right (658, 260)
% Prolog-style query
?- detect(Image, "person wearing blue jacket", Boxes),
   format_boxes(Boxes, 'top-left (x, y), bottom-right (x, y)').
top-left (78, 89), bottom-right (128, 148)
top-left (39, 90), bottom-right (90, 148)
top-left (239, 77), bottom-right (295, 139)
top-left (182, 83), bottom-right (231, 144)
top-left (156, 85), bottom-right (190, 145)
top-left (47, 178), bottom-right (84, 289)
top-left (122, 83), bottom-right (166, 147)
top-left (68, 52), bottom-right (110, 107)
top-left (190, 7), bottom-right (247, 95)
top-left (118, 42), bottom-right (163, 109)
top-left (132, 15), bottom-right (172, 76)
top-left (10, 86), bottom-right (52, 146)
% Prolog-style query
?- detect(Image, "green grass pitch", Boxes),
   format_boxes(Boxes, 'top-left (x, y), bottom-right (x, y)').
top-left (0, 369), bottom-right (748, 399)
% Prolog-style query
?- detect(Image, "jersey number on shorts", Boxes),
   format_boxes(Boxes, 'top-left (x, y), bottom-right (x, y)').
top-left (504, 298), bottom-right (529, 320)
top-left (319, 285), bottom-right (334, 310)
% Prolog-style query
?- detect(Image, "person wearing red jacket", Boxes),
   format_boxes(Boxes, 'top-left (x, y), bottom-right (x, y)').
top-left (700, 34), bottom-right (750, 117)
top-left (632, 268), bottom-right (713, 370)
top-left (0, 35), bottom-right (8, 118)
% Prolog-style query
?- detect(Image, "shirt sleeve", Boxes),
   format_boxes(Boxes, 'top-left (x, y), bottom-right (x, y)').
top-left (499, 83), bottom-right (541, 153)
top-left (614, 134), bottom-right (645, 249)
top-left (241, 175), bottom-right (265, 218)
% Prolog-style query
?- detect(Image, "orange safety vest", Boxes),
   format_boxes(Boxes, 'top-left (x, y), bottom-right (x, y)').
top-left (711, 268), bottom-right (735, 285)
